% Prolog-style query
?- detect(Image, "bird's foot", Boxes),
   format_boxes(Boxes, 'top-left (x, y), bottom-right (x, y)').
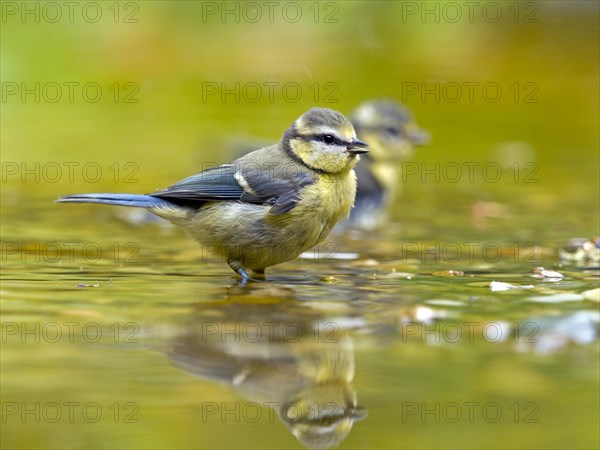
top-left (229, 260), bottom-right (264, 284)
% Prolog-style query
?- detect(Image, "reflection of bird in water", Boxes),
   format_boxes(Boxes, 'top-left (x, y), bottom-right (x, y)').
top-left (166, 300), bottom-right (367, 449)
top-left (343, 99), bottom-right (429, 230)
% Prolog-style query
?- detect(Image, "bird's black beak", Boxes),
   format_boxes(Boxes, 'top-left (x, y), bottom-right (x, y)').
top-left (347, 138), bottom-right (369, 155)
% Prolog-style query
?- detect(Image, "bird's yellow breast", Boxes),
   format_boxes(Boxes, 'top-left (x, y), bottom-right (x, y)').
top-left (314, 170), bottom-right (357, 221)
top-left (290, 169), bottom-right (357, 244)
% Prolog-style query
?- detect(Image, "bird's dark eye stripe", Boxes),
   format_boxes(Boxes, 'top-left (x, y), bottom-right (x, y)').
top-left (305, 134), bottom-right (348, 146)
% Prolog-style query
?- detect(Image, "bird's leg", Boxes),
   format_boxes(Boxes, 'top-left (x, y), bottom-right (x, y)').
top-left (228, 260), bottom-right (262, 283)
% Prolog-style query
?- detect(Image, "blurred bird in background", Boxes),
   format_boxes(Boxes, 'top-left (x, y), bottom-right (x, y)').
top-left (343, 99), bottom-right (430, 231)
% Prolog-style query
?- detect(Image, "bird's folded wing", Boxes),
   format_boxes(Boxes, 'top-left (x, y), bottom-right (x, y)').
top-left (151, 164), bottom-right (314, 215)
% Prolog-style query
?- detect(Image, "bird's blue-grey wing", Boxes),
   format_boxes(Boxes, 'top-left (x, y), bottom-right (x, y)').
top-left (237, 169), bottom-right (314, 214)
top-left (151, 164), bottom-right (314, 214)
top-left (151, 165), bottom-right (244, 201)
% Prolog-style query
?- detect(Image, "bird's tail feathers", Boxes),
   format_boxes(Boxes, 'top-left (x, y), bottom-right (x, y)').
top-left (56, 193), bottom-right (167, 209)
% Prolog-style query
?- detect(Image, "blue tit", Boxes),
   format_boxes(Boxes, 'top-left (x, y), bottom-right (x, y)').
top-left (343, 99), bottom-right (429, 230)
top-left (57, 108), bottom-right (368, 280)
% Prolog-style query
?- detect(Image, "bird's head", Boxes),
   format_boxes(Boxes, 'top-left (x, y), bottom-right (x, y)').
top-left (278, 383), bottom-right (367, 449)
top-left (283, 107), bottom-right (368, 174)
top-left (350, 99), bottom-right (429, 162)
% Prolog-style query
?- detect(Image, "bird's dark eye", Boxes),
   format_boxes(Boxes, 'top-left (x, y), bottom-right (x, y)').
top-left (385, 127), bottom-right (400, 137)
top-left (323, 134), bottom-right (335, 144)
